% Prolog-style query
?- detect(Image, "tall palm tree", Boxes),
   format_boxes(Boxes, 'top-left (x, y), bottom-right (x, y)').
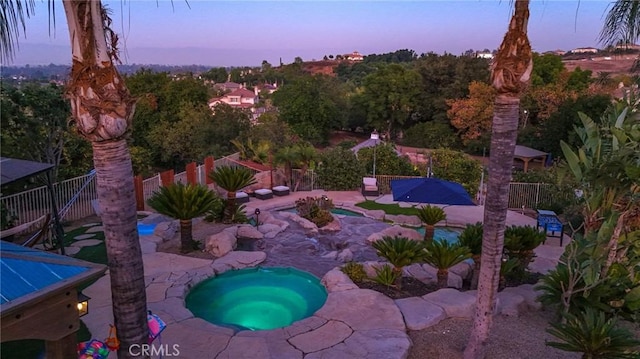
top-left (600, 1), bottom-right (640, 71)
top-left (147, 183), bottom-right (219, 253)
top-left (416, 205), bottom-right (446, 243)
top-left (1, 1), bottom-right (149, 356)
top-left (464, 1), bottom-right (533, 358)
top-left (274, 145), bottom-right (298, 187)
top-left (208, 165), bottom-right (257, 222)
top-left (423, 241), bottom-right (472, 288)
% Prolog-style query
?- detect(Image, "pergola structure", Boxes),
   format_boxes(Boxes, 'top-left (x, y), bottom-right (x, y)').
top-left (0, 241), bottom-right (106, 358)
top-left (513, 145), bottom-right (549, 173)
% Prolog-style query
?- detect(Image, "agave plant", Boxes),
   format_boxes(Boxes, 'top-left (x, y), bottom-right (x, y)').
top-left (458, 222), bottom-right (483, 289)
top-left (147, 183), bottom-right (220, 253)
top-left (546, 308), bottom-right (640, 359)
top-left (504, 225), bottom-right (546, 274)
top-left (371, 236), bottom-right (429, 289)
top-left (208, 165), bottom-right (257, 223)
top-left (423, 241), bottom-right (472, 288)
top-left (416, 205), bottom-right (446, 243)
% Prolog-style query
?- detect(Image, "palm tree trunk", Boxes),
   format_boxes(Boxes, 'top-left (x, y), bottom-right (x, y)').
top-left (225, 191), bottom-right (237, 223)
top-left (471, 255), bottom-right (481, 290)
top-left (394, 268), bottom-right (403, 290)
top-left (63, 2), bottom-right (148, 357)
top-left (424, 225), bottom-right (435, 244)
top-left (437, 269), bottom-right (448, 288)
top-left (465, 1), bottom-right (532, 357)
top-left (179, 219), bottom-right (193, 253)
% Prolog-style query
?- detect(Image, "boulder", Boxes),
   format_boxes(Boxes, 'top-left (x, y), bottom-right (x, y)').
top-left (366, 210), bottom-right (386, 221)
top-left (362, 261), bottom-right (386, 279)
top-left (496, 291), bottom-right (527, 317)
top-left (319, 215), bottom-right (341, 233)
top-left (385, 214), bottom-right (422, 227)
top-left (394, 297), bottom-right (447, 330)
top-left (422, 264), bottom-right (463, 288)
top-left (366, 225), bottom-right (422, 243)
top-left (449, 261), bottom-right (473, 280)
top-left (211, 251), bottom-right (266, 274)
top-left (337, 248), bottom-right (354, 262)
top-left (279, 211), bottom-right (318, 235)
top-left (404, 263), bottom-right (435, 284)
top-left (205, 230), bottom-right (237, 258)
top-left (237, 225), bottom-right (264, 240)
top-left (154, 221), bottom-right (178, 241)
top-left (321, 268), bottom-right (359, 292)
top-left (422, 288), bottom-right (476, 318)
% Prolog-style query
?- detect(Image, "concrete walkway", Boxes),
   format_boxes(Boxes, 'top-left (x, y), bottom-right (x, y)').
top-left (80, 190), bottom-right (568, 358)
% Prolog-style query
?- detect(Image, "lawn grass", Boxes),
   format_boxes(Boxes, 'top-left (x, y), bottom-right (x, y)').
top-left (355, 200), bottom-right (420, 216)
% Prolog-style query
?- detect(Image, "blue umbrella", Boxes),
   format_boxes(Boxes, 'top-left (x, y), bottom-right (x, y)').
top-left (391, 178), bottom-right (476, 206)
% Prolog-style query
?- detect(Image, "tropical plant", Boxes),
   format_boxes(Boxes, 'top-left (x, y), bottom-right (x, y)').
top-left (371, 236), bottom-right (429, 289)
top-left (316, 147), bottom-right (365, 191)
top-left (416, 205), bottom-right (446, 243)
top-left (458, 222), bottom-right (483, 289)
top-left (147, 183), bottom-right (219, 253)
top-left (341, 261), bottom-right (368, 283)
top-left (546, 308), bottom-right (640, 359)
top-left (373, 264), bottom-right (400, 288)
top-left (295, 196), bottom-right (334, 227)
top-left (208, 166), bottom-right (257, 223)
top-left (274, 145), bottom-right (298, 187)
top-left (293, 143), bottom-right (319, 192)
top-left (1, 1), bottom-right (153, 353)
top-left (499, 257), bottom-right (520, 291)
top-left (466, 1), bottom-right (533, 356)
top-left (504, 225), bottom-right (546, 276)
top-left (423, 241), bottom-right (472, 288)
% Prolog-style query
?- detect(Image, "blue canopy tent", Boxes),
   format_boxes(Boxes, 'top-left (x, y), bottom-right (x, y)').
top-left (391, 178), bottom-right (476, 206)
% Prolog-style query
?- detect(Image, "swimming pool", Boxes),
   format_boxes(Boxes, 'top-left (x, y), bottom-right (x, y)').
top-left (415, 227), bottom-right (462, 244)
top-left (185, 267), bottom-right (327, 331)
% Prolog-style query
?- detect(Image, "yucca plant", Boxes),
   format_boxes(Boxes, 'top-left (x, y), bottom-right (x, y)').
top-left (416, 205), bottom-right (446, 243)
top-left (147, 183), bottom-right (220, 253)
top-left (423, 241), bottom-right (472, 288)
top-left (341, 261), bottom-right (368, 283)
top-left (208, 165), bottom-right (257, 223)
top-left (504, 225), bottom-right (546, 275)
top-left (458, 222), bottom-right (483, 289)
top-left (371, 236), bottom-right (429, 289)
top-left (546, 308), bottom-right (640, 359)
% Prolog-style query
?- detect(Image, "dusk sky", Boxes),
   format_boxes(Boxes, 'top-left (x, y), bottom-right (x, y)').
top-left (9, 1), bottom-right (611, 67)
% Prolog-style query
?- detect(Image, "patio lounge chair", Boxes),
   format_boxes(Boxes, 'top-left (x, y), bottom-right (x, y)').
top-left (362, 177), bottom-right (379, 196)
top-left (235, 191), bottom-right (250, 204)
top-left (255, 188), bottom-right (273, 200)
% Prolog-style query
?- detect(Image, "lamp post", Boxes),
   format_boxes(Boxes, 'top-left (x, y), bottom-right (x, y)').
top-left (254, 208), bottom-right (261, 230)
top-left (370, 130), bottom-right (379, 177)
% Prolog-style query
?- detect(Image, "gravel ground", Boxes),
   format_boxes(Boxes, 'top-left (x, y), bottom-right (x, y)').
top-left (408, 310), bottom-right (581, 359)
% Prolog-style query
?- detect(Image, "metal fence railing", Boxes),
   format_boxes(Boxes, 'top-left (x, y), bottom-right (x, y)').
top-left (507, 182), bottom-right (558, 210)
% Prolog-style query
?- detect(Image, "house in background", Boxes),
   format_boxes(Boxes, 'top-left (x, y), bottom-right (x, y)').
top-left (570, 46), bottom-right (599, 54)
top-left (346, 51), bottom-right (364, 61)
top-left (208, 87), bottom-right (258, 110)
top-left (213, 81), bottom-right (242, 93)
top-left (476, 51), bottom-right (494, 59)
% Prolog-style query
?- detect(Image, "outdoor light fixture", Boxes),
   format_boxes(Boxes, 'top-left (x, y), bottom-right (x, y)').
top-left (370, 130), bottom-right (379, 177)
top-left (77, 292), bottom-right (90, 317)
top-left (254, 208), bottom-right (261, 229)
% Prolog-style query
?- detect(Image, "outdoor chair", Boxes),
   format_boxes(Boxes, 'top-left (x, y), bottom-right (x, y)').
top-left (362, 177), bottom-right (379, 196)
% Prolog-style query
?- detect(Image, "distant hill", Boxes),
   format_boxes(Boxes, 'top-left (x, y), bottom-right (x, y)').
top-left (563, 56), bottom-right (637, 77)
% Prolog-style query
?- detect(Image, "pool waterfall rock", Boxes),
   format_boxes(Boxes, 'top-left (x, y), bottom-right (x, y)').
top-left (366, 224), bottom-right (423, 243)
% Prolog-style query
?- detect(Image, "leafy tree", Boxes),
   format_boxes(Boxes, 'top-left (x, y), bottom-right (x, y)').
top-left (316, 147), bottom-right (364, 190)
top-left (356, 143), bottom-right (416, 176)
top-left (147, 183), bottom-right (219, 252)
top-left (358, 63), bottom-right (422, 139)
top-left (430, 149), bottom-right (482, 195)
top-left (202, 67), bottom-right (228, 83)
top-left (447, 81), bottom-right (496, 145)
top-left (402, 121), bottom-right (460, 149)
top-left (530, 53), bottom-right (564, 87)
top-left (208, 166), bottom-right (257, 223)
top-left (272, 74), bottom-right (347, 144)
top-left (245, 113), bottom-right (298, 149)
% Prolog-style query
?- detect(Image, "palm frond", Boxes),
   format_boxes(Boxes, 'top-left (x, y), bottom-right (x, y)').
top-left (0, 0), bottom-right (36, 63)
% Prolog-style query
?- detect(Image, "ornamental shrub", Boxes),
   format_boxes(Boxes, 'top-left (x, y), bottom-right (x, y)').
top-left (317, 147), bottom-right (364, 190)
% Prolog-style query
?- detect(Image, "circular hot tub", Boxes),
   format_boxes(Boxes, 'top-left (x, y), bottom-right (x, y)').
top-left (185, 267), bottom-right (327, 331)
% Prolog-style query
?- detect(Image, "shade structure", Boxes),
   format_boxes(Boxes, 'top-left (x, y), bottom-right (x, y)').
top-left (391, 178), bottom-right (475, 206)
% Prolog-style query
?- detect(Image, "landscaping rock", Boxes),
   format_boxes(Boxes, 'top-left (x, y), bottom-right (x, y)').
top-left (321, 268), bottom-right (359, 292)
top-left (139, 238), bottom-right (157, 254)
top-left (319, 215), bottom-right (341, 233)
top-left (337, 248), bottom-right (354, 262)
top-left (395, 296), bottom-right (447, 330)
top-left (279, 211), bottom-right (318, 235)
top-left (306, 329), bottom-right (410, 359)
top-left (205, 230), bottom-right (237, 257)
top-left (366, 224), bottom-right (423, 243)
top-left (256, 223), bottom-right (283, 237)
top-left (385, 214), bottom-right (422, 227)
top-left (366, 209), bottom-right (386, 221)
top-left (211, 251), bottom-right (266, 274)
top-left (502, 284), bottom-right (543, 311)
top-left (362, 261), bottom-right (385, 279)
top-left (422, 288), bottom-right (476, 318)
top-left (497, 291), bottom-right (527, 317)
top-left (404, 263), bottom-right (435, 284)
top-left (315, 289), bottom-right (405, 331)
top-left (154, 221), bottom-right (178, 241)
top-left (237, 225), bottom-right (264, 240)
top-left (321, 251), bottom-right (338, 260)
top-left (422, 264), bottom-right (463, 288)
top-left (289, 320), bottom-right (353, 353)
top-left (449, 261), bottom-right (473, 280)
